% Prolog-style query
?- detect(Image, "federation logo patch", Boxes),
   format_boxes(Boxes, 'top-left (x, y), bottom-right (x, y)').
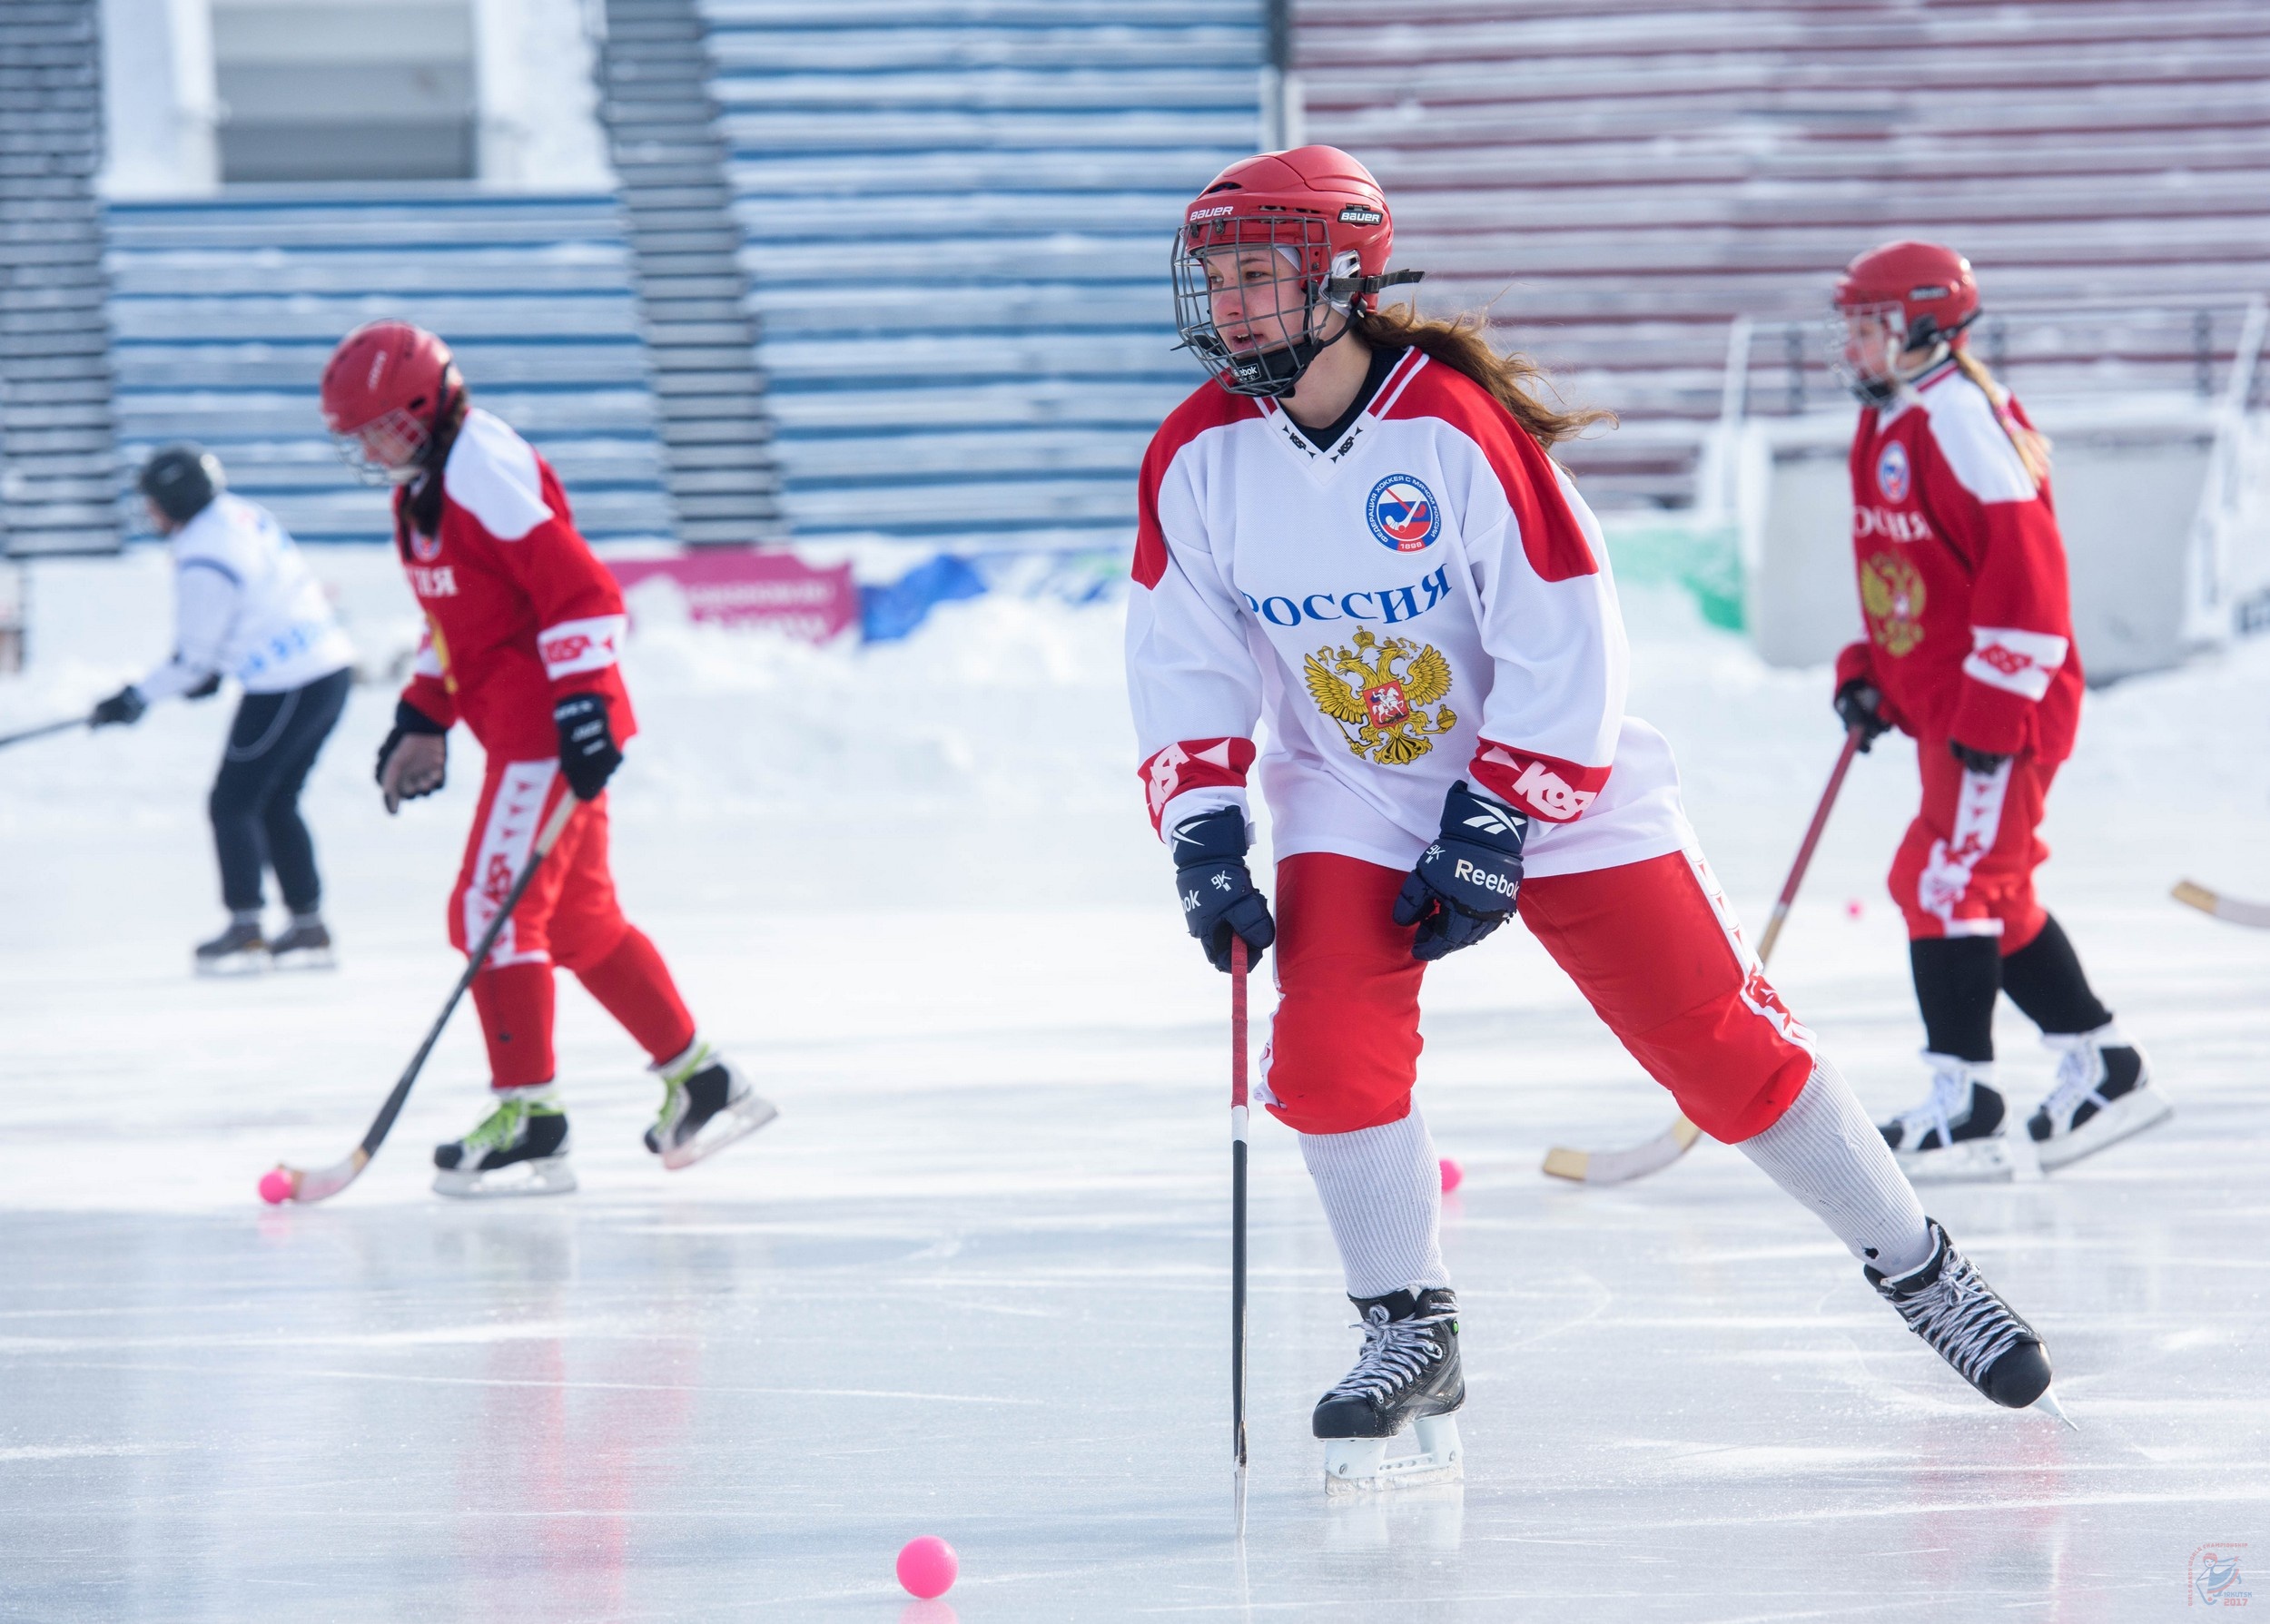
top-left (409, 527), bottom-right (443, 563)
top-left (1876, 440), bottom-right (1911, 504)
top-left (1366, 475), bottom-right (1441, 552)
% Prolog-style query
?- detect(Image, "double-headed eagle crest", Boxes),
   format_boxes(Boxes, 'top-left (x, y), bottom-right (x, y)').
top-left (1859, 551), bottom-right (1927, 658)
top-left (1303, 627), bottom-right (1457, 766)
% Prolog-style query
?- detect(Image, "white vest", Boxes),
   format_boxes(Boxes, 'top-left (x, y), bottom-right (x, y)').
top-left (146, 494), bottom-right (354, 698)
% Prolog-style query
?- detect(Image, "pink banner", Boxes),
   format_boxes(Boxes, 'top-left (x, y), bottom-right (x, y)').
top-left (609, 551), bottom-right (857, 644)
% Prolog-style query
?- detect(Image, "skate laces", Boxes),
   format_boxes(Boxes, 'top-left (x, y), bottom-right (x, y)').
top-left (652, 1041), bottom-right (714, 1127)
top-left (463, 1097), bottom-right (547, 1153)
top-left (2038, 1029), bottom-right (2115, 1121)
top-left (1878, 1235), bottom-right (2028, 1387)
top-left (1891, 1063), bottom-right (1974, 1150)
top-left (1325, 1304), bottom-right (1451, 1404)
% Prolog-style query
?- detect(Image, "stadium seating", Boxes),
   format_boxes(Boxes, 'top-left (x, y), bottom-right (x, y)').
top-left (104, 191), bottom-right (672, 544)
top-left (697, 0), bottom-right (1267, 546)
top-left (1298, 0), bottom-right (2270, 505)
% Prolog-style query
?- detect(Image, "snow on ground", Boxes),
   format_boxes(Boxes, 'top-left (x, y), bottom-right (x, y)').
top-left (1, 551), bottom-right (2267, 1619)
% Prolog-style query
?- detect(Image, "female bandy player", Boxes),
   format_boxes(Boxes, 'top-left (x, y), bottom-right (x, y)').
top-left (1829, 241), bottom-right (2172, 1181)
top-left (1126, 148), bottom-right (2065, 1487)
top-left (319, 320), bottom-right (775, 1196)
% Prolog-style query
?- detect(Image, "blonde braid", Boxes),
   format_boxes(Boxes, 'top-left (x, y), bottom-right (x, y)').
top-left (1951, 345), bottom-right (2052, 487)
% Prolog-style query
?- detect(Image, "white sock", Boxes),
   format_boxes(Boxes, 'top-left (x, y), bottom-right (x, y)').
top-left (1739, 1059), bottom-right (1934, 1276)
top-left (1299, 1107), bottom-right (1451, 1300)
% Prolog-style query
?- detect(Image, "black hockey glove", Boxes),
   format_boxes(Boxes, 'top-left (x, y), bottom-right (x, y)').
top-left (375, 699), bottom-right (449, 813)
top-left (1394, 781), bottom-right (1527, 962)
top-left (1170, 805), bottom-right (1276, 973)
top-left (1949, 739), bottom-right (2010, 776)
top-left (90, 685), bottom-right (146, 728)
top-left (553, 693), bottom-right (622, 801)
top-left (1834, 677), bottom-right (1892, 753)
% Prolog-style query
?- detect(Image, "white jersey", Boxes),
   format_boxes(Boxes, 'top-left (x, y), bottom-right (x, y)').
top-left (1125, 349), bottom-right (1689, 878)
top-left (141, 493), bottom-right (354, 701)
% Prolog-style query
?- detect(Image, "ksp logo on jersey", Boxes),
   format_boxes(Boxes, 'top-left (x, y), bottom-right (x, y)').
top-left (1367, 475), bottom-right (1441, 552)
top-left (1877, 440), bottom-right (1911, 503)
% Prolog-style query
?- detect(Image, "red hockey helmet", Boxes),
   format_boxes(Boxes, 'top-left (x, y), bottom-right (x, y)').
top-left (1171, 145), bottom-right (1423, 398)
top-left (1832, 241), bottom-right (1980, 349)
top-left (320, 320), bottom-right (464, 484)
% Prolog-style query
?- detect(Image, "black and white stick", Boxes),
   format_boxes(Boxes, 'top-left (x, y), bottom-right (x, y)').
top-left (261, 792), bottom-right (580, 1205)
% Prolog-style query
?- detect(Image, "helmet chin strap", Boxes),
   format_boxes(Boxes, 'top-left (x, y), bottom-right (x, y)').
top-left (1847, 338), bottom-right (1950, 406)
top-left (1219, 269), bottom-right (1427, 399)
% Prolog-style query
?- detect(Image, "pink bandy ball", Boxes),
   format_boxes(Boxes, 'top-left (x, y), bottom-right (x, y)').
top-left (896, 1536), bottom-right (957, 1599)
top-left (1438, 1156), bottom-right (1464, 1195)
top-left (1846, 899), bottom-right (1865, 920)
top-left (257, 1168), bottom-right (294, 1206)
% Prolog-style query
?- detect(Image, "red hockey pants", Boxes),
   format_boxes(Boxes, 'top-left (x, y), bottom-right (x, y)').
top-left (1260, 850), bottom-right (1817, 1144)
top-left (1890, 743), bottom-right (2053, 951)
top-left (449, 759), bottom-right (696, 1089)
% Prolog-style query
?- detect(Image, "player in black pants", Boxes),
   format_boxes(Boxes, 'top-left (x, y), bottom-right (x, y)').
top-left (91, 447), bottom-right (358, 973)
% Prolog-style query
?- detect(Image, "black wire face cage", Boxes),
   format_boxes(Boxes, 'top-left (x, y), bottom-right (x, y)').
top-left (1172, 214), bottom-right (1347, 399)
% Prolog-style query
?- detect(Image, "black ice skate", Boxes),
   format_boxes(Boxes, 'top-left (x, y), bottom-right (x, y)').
top-left (193, 919), bottom-right (269, 977)
top-left (1314, 1287), bottom-right (1465, 1494)
top-left (265, 917), bottom-right (335, 972)
top-left (1867, 1219), bottom-right (2061, 1417)
top-left (1878, 1056), bottom-right (2014, 1183)
top-left (644, 1041), bottom-right (776, 1170)
top-left (2028, 1024), bottom-right (2170, 1172)
top-left (432, 1089), bottom-right (576, 1198)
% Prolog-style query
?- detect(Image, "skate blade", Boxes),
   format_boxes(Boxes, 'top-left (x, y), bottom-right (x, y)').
top-left (194, 950), bottom-right (271, 978)
top-left (2032, 1388), bottom-right (2080, 1431)
top-left (2034, 1088), bottom-right (2173, 1173)
top-left (432, 1157), bottom-right (577, 1199)
top-left (269, 947), bottom-right (336, 973)
top-left (1323, 1414), bottom-right (1464, 1497)
top-left (1896, 1136), bottom-right (2016, 1184)
top-left (661, 1095), bottom-right (779, 1171)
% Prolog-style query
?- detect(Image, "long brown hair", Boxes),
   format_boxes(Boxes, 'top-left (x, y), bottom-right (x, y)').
top-left (1950, 344), bottom-right (2052, 487)
top-left (1353, 303), bottom-right (1612, 449)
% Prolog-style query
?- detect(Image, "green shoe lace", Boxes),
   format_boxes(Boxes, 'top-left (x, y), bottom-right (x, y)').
top-left (651, 1041), bottom-right (715, 1125)
top-left (463, 1095), bottom-right (560, 1155)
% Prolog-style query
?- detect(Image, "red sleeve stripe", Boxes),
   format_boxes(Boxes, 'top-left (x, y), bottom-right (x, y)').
top-left (1139, 736), bottom-right (1257, 835)
top-left (1469, 741), bottom-right (1611, 823)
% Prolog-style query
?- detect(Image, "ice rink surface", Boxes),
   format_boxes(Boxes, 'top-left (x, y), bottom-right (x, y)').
top-left (2, 563), bottom-right (2267, 1620)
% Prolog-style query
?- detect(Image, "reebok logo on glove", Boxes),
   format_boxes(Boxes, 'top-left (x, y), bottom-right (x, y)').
top-left (1169, 805), bottom-right (1276, 973)
top-left (1395, 781), bottom-right (1529, 962)
top-left (1451, 858), bottom-right (1518, 899)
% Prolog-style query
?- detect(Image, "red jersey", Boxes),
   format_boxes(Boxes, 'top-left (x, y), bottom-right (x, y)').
top-left (1834, 359), bottom-right (2081, 764)
top-left (395, 408), bottom-right (634, 762)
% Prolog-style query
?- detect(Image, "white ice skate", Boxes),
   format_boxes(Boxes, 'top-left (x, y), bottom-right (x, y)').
top-left (1879, 1056), bottom-right (2015, 1183)
top-left (1314, 1288), bottom-right (1466, 1497)
top-left (645, 1041), bottom-right (776, 1171)
top-left (432, 1089), bottom-right (577, 1198)
top-left (2029, 1024), bottom-right (2171, 1172)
